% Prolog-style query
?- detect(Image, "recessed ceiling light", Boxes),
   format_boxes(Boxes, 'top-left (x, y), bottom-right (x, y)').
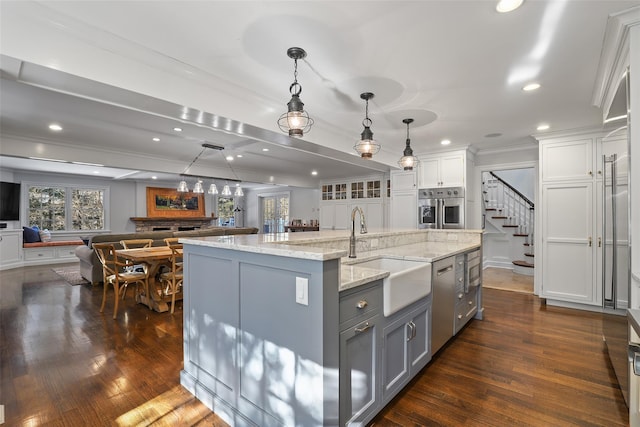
top-left (237, 154), bottom-right (243, 158)
top-left (484, 133), bottom-right (503, 138)
top-left (537, 124), bottom-right (550, 131)
top-left (173, 127), bottom-right (182, 132)
top-left (496, 0), bottom-right (524, 13)
top-left (522, 83), bottom-right (541, 91)
top-left (48, 123), bottom-right (63, 131)
top-left (226, 155), bottom-right (234, 161)
top-left (93, 171), bottom-right (100, 174)
top-left (441, 139), bottom-right (451, 146)
top-left (151, 176), bottom-right (157, 180)
top-left (311, 170), bottom-right (318, 176)
top-left (262, 148), bottom-right (269, 152)
top-left (152, 137), bottom-right (160, 142)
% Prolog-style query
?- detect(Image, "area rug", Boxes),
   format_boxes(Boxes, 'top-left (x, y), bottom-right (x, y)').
top-left (52, 266), bottom-right (90, 286)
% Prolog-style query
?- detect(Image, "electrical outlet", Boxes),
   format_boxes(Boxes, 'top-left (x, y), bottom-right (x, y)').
top-left (296, 277), bottom-right (308, 306)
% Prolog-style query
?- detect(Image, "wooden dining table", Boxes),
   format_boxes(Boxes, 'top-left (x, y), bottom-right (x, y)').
top-left (116, 246), bottom-right (183, 313)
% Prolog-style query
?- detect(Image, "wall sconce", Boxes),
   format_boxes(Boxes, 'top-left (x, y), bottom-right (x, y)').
top-left (398, 118), bottom-right (419, 170)
top-left (354, 92), bottom-right (380, 159)
top-left (277, 47), bottom-right (314, 138)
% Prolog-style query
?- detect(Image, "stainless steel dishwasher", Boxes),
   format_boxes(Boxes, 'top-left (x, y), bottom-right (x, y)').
top-left (432, 256), bottom-right (456, 354)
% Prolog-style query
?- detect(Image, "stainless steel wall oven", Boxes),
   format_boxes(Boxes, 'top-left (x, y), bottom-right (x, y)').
top-left (418, 187), bottom-right (465, 229)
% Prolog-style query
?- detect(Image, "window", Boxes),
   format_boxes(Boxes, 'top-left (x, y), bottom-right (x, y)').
top-left (351, 181), bottom-right (365, 199)
top-left (322, 184), bottom-right (333, 201)
top-left (28, 185), bottom-right (106, 231)
top-left (367, 180), bottom-right (381, 198)
top-left (216, 197), bottom-right (235, 226)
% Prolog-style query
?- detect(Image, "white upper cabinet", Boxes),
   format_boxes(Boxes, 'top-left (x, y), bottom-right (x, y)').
top-left (418, 152), bottom-right (465, 188)
top-left (390, 170), bottom-right (416, 191)
top-left (541, 138), bottom-right (593, 182)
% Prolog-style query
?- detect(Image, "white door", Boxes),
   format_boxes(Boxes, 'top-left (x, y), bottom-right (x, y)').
top-left (390, 191), bottom-right (417, 229)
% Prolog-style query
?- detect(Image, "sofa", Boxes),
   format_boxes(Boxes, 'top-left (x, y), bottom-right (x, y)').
top-left (75, 227), bottom-right (258, 284)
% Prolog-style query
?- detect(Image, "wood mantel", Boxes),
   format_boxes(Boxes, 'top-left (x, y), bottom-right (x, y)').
top-left (130, 217), bottom-right (215, 232)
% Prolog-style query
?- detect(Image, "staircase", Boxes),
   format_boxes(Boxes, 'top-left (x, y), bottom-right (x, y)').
top-left (482, 172), bottom-right (534, 276)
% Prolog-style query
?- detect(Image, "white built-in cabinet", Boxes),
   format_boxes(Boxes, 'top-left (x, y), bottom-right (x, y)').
top-left (0, 229), bottom-right (22, 270)
top-left (320, 175), bottom-right (386, 230)
top-left (537, 130), bottom-right (628, 307)
top-left (418, 151), bottom-right (465, 188)
top-left (390, 170), bottom-right (417, 229)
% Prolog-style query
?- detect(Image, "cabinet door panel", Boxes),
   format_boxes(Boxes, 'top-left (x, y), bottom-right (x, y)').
top-left (544, 183), bottom-right (592, 240)
top-left (334, 202), bottom-right (350, 230)
top-left (382, 317), bottom-right (410, 401)
top-left (390, 191), bottom-right (417, 229)
top-left (340, 314), bottom-right (380, 426)
top-left (542, 241), bottom-right (594, 302)
top-left (320, 204), bottom-right (336, 230)
top-left (418, 158), bottom-right (440, 188)
top-left (440, 155), bottom-right (464, 187)
top-left (541, 139), bottom-right (592, 181)
top-left (409, 304), bottom-right (431, 372)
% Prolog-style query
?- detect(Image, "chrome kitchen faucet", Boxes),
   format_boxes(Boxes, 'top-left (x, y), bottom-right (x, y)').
top-left (348, 206), bottom-right (368, 258)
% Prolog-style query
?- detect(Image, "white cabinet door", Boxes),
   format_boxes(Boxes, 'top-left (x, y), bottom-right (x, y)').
top-left (541, 138), bottom-right (593, 182)
top-left (0, 230), bottom-right (22, 269)
top-left (319, 203), bottom-right (335, 229)
top-left (390, 191), bottom-right (417, 229)
top-left (440, 154), bottom-right (465, 187)
top-left (362, 201), bottom-right (384, 230)
top-left (390, 170), bottom-right (416, 191)
top-left (541, 182), bottom-right (597, 304)
top-left (418, 158), bottom-right (441, 188)
top-left (417, 153), bottom-right (464, 188)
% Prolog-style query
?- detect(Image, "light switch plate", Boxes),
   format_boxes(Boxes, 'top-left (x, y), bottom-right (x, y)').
top-left (296, 277), bottom-right (308, 305)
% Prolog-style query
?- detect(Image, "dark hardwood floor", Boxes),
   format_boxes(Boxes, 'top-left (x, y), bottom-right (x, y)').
top-left (0, 263), bottom-right (628, 426)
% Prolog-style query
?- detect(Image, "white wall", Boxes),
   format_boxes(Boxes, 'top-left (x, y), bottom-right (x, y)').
top-left (492, 168), bottom-right (536, 202)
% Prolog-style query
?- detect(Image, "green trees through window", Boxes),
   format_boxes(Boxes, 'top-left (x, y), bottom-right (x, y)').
top-left (28, 186), bottom-right (105, 231)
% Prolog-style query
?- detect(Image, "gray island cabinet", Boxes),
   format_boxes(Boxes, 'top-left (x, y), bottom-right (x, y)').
top-left (178, 229), bottom-right (482, 427)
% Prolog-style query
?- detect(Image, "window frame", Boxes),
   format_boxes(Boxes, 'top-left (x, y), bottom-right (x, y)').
top-left (23, 181), bottom-right (110, 233)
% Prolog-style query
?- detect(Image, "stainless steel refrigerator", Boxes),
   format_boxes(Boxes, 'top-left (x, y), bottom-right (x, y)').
top-left (602, 125), bottom-right (631, 405)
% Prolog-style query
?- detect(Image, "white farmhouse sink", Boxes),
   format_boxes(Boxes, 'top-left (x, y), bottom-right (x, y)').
top-left (351, 257), bottom-right (432, 317)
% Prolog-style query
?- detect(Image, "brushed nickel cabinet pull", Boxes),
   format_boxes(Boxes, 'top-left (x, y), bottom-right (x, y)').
top-left (356, 300), bottom-right (368, 309)
top-left (355, 322), bottom-right (371, 334)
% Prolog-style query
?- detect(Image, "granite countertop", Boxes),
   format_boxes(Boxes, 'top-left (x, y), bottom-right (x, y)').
top-left (179, 228), bottom-right (481, 292)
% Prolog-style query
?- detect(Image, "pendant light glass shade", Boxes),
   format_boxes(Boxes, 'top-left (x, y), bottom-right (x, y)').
top-left (398, 118), bottom-right (419, 170)
top-left (278, 47), bottom-right (314, 137)
top-left (354, 92), bottom-right (380, 159)
top-left (221, 184), bottom-right (232, 196)
top-left (192, 180), bottom-right (204, 194)
top-left (208, 183), bottom-right (219, 195)
top-left (234, 185), bottom-right (244, 197)
top-left (177, 180), bottom-right (189, 192)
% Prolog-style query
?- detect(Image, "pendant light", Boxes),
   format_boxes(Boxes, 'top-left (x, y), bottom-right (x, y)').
top-left (207, 183), bottom-right (219, 195)
top-left (221, 184), bottom-right (232, 196)
top-left (192, 180), bottom-right (204, 194)
top-left (398, 118), bottom-right (419, 170)
top-left (277, 47), bottom-right (314, 138)
top-left (354, 92), bottom-right (380, 159)
top-left (234, 184), bottom-right (244, 197)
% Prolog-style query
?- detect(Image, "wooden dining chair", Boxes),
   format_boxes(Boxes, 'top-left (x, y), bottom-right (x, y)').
top-left (158, 243), bottom-right (183, 314)
top-left (163, 237), bottom-right (180, 246)
top-left (93, 243), bottom-right (151, 319)
top-left (119, 239), bottom-right (154, 298)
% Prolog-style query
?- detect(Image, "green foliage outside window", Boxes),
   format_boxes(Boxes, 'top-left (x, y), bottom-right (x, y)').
top-left (28, 185), bottom-right (105, 231)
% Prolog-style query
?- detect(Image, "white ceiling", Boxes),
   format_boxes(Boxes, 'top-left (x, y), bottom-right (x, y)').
top-left (1, 1), bottom-right (637, 188)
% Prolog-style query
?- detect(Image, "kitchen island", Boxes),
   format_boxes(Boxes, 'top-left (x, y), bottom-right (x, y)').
top-left (178, 229), bottom-right (482, 427)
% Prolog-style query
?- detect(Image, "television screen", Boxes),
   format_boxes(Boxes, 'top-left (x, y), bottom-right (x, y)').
top-left (0, 181), bottom-right (21, 221)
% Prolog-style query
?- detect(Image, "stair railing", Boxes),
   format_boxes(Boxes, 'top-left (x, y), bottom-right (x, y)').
top-left (482, 171), bottom-right (535, 242)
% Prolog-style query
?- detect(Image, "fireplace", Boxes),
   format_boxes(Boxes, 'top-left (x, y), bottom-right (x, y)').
top-left (130, 217), bottom-right (214, 232)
